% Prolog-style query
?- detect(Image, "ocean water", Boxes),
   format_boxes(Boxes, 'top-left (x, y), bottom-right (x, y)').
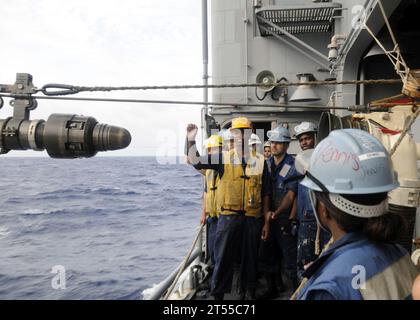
top-left (0, 156), bottom-right (203, 299)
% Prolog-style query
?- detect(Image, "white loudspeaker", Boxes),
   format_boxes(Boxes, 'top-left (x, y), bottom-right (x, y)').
top-left (290, 73), bottom-right (320, 102)
top-left (256, 70), bottom-right (276, 92)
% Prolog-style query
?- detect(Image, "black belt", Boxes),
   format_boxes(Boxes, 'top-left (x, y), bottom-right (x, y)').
top-left (221, 207), bottom-right (246, 215)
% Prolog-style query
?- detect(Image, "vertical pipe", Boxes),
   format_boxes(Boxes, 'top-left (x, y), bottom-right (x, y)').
top-left (201, 0), bottom-right (209, 150)
top-left (200, 0), bottom-right (209, 264)
top-left (202, 0), bottom-right (209, 129)
top-left (244, 0), bottom-right (249, 103)
top-left (360, 66), bottom-right (365, 106)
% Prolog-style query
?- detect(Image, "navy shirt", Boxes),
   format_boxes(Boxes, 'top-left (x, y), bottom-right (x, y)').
top-left (297, 180), bottom-right (314, 221)
top-left (266, 154), bottom-right (298, 220)
top-left (298, 232), bottom-right (414, 300)
top-left (267, 153), bottom-right (298, 195)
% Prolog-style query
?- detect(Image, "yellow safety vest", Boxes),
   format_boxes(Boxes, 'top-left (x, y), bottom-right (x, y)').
top-left (204, 169), bottom-right (221, 218)
top-left (219, 149), bottom-right (265, 218)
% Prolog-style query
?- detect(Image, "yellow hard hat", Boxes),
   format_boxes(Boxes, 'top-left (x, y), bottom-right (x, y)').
top-left (205, 134), bottom-right (224, 148)
top-left (231, 117), bottom-right (252, 129)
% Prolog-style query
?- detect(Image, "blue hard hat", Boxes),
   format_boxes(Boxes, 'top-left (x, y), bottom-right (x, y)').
top-left (267, 126), bottom-right (291, 143)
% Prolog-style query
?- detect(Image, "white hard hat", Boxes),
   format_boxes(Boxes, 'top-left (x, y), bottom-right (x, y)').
top-left (264, 141), bottom-right (271, 148)
top-left (295, 121), bottom-right (317, 137)
top-left (301, 129), bottom-right (399, 218)
top-left (220, 129), bottom-right (234, 141)
top-left (248, 133), bottom-right (262, 146)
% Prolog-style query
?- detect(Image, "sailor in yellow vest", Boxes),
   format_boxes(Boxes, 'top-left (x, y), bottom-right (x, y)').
top-left (185, 117), bottom-right (271, 300)
top-left (198, 135), bottom-right (224, 268)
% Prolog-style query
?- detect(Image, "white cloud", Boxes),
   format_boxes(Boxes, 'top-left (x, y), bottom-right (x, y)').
top-left (0, 0), bottom-right (204, 156)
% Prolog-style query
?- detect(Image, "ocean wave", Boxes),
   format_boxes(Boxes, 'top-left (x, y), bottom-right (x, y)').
top-left (135, 180), bottom-right (158, 187)
top-left (21, 208), bottom-right (70, 216)
top-left (141, 283), bottom-right (159, 300)
top-left (0, 273), bottom-right (40, 285)
top-left (21, 207), bottom-right (107, 216)
top-left (5, 197), bottom-right (22, 204)
top-left (32, 187), bottom-right (140, 198)
top-left (115, 207), bottom-right (138, 214)
top-left (90, 187), bottom-right (141, 196)
top-left (22, 208), bottom-right (46, 215)
top-left (77, 278), bottom-right (119, 288)
top-left (0, 226), bottom-right (10, 238)
top-left (180, 173), bottom-right (201, 178)
top-left (34, 194), bottom-right (91, 201)
top-left (36, 188), bottom-right (85, 196)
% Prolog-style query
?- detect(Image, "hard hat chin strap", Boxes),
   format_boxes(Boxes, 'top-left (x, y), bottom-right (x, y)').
top-left (328, 194), bottom-right (388, 218)
top-left (308, 189), bottom-right (330, 233)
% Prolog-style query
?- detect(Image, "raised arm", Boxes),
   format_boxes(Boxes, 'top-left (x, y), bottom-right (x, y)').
top-left (185, 124), bottom-right (223, 172)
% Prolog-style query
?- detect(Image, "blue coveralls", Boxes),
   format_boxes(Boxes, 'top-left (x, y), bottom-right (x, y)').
top-left (297, 232), bottom-right (418, 300)
top-left (261, 154), bottom-right (299, 288)
top-left (296, 181), bottom-right (330, 280)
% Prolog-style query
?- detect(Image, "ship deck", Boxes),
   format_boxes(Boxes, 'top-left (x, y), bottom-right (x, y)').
top-left (192, 266), bottom-right (294, 300)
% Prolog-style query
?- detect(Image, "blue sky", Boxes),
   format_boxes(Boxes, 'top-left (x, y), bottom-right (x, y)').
top-left (0, 0), bottom-right (204, 156)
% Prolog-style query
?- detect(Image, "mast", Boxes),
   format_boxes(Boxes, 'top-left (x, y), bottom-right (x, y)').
top-left (201, 0), bottom-right (209, 142)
